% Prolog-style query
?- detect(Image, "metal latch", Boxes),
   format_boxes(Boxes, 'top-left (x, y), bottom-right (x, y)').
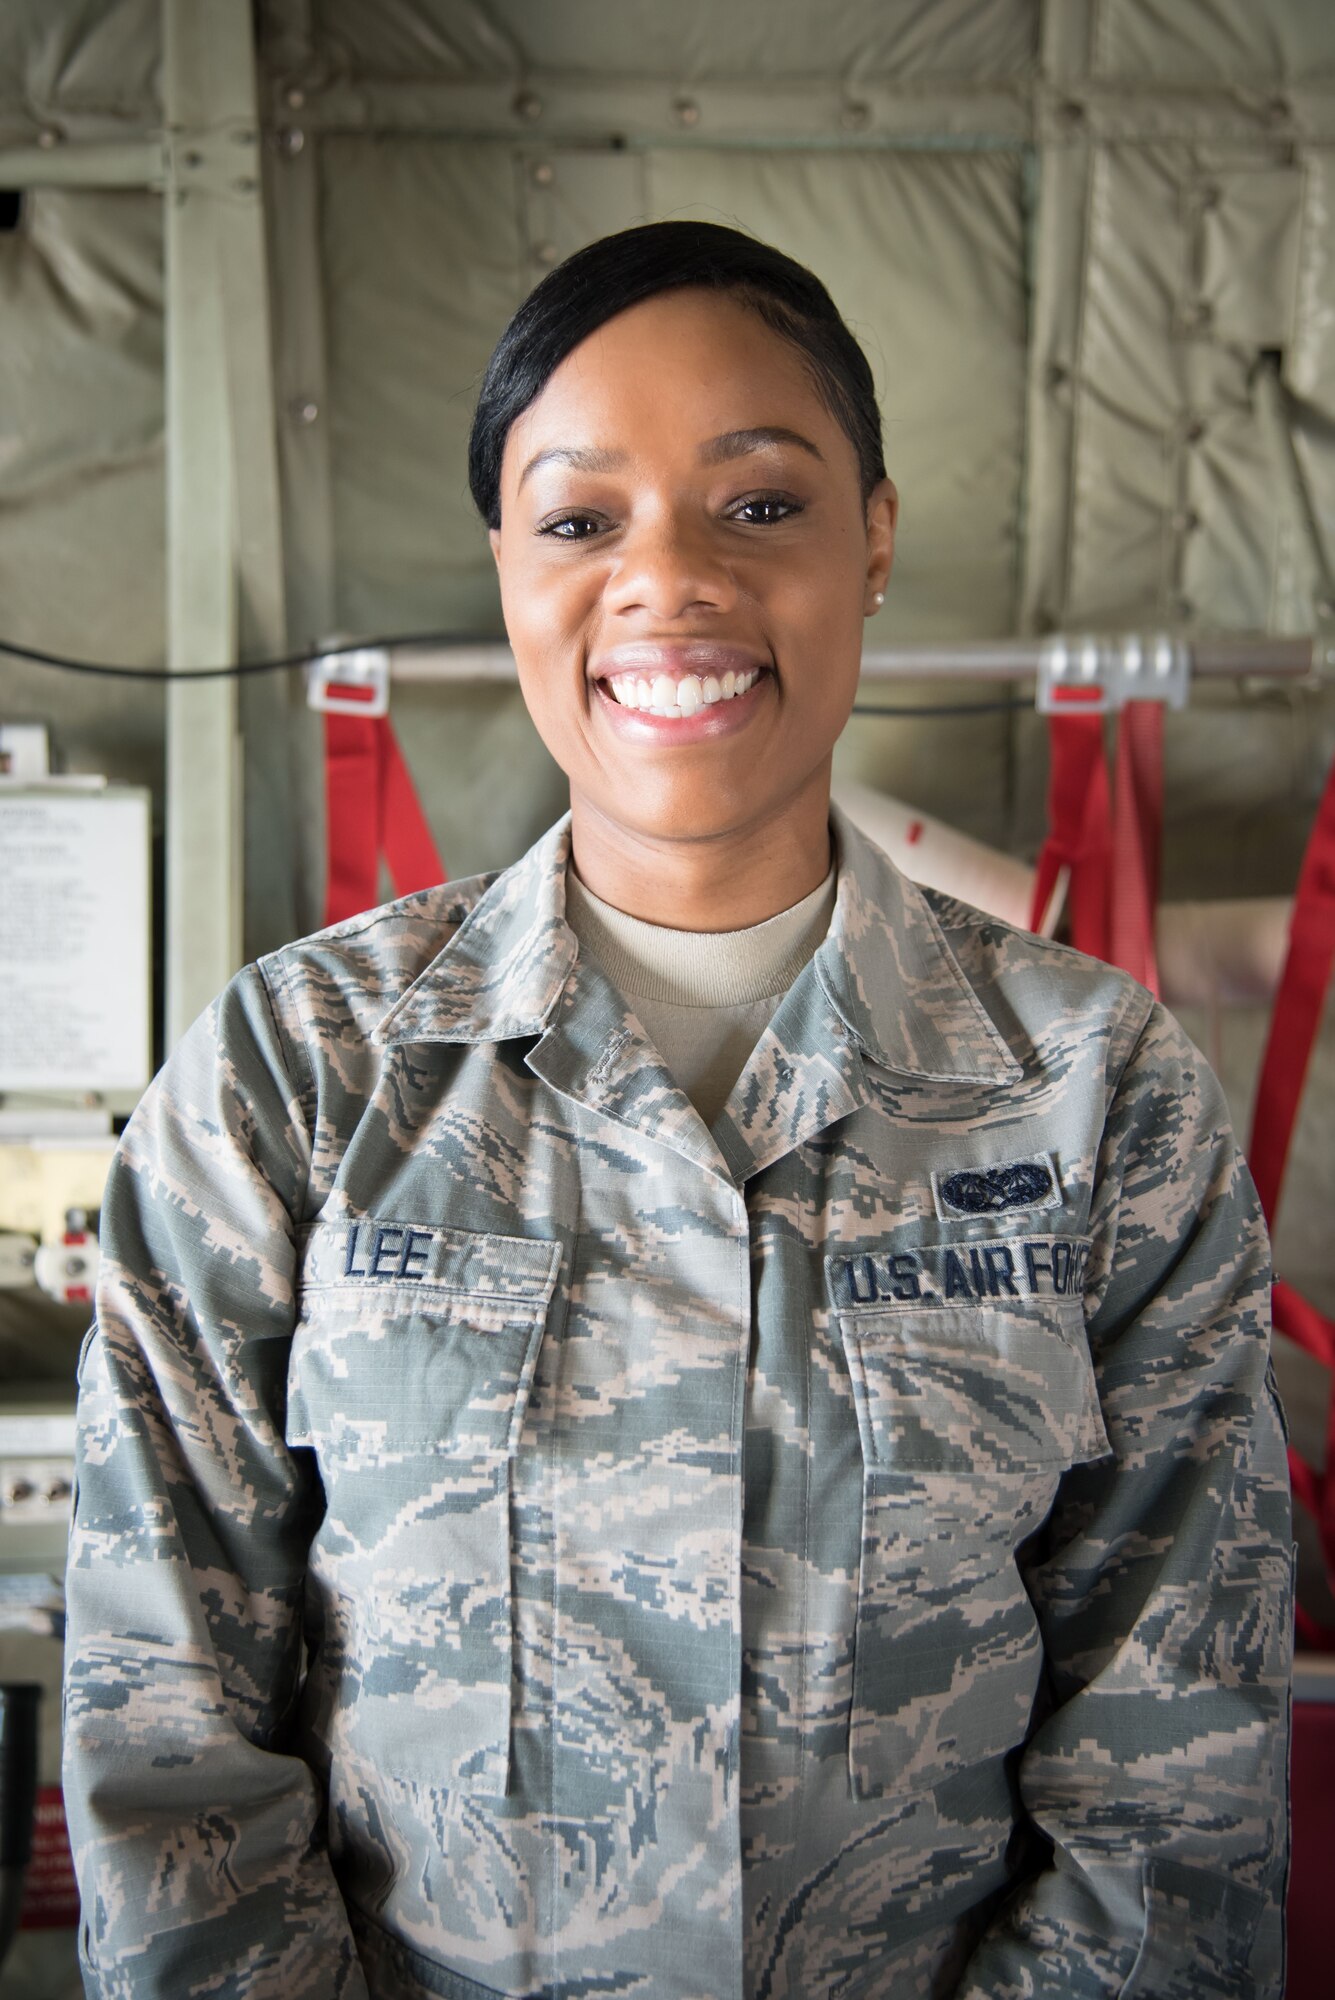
top-left (1037, 633), bottom-right (1191, 715)
top-left (306, 646), bottom-right (390, 718)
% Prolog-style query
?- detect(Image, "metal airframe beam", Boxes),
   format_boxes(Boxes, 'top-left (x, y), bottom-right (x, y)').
top-left (162, 0), bottom-right (286, 1044)
top-left (0, 140), bottom-right (161, 187)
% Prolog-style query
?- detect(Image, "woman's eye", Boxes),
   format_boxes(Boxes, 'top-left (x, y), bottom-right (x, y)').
top-left (729, 494), bottom-right (802, 526)
top-left (538, 513), bottom-right (604, 541)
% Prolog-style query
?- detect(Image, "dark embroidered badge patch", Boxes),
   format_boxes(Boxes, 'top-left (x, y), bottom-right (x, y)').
top-left (932, 1153), bottom-right (1062, 1221)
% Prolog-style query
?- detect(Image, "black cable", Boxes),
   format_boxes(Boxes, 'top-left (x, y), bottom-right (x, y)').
top-left (1, 632), bottom-right (1032, 720)
top-left (0, 632), bottom-right (464, 681)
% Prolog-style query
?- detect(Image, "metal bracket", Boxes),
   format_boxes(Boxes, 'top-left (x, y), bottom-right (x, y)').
top-left (161, 123), bottom-right (263, 201)
top-left (1037, 633), bottom-right (1191, 714)
top-left (307, 646), bottom-right (391, 718)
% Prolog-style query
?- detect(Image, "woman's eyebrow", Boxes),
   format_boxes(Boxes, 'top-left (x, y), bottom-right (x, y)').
top-left (517, 426), bottom-right (824, 493)
top-left (698, 426), bottom-right (825, 466)
top-left (518, 444), bottom-right (625, 491)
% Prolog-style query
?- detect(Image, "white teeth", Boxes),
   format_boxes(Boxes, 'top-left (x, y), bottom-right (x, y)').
top-left (607, 666), bottom-right (763, 716)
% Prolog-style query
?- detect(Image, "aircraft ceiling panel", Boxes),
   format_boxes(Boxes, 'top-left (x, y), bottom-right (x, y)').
top-left (1092, 0), bottom-right (1335, 86)
top-left (0, 0), bottom-right (158, 140)
top-left (319, 134), bottom-right (524, 637)
top-left (0, 185), bottom-right (165, 787)
top-left (307, 0), bottom-right (1040, 85)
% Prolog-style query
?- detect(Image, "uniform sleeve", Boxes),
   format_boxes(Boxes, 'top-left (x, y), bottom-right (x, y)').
top-left (62, 965), bottom-right (369, 1999)
top-left (954, 1001), bottom-right (1293, 2000)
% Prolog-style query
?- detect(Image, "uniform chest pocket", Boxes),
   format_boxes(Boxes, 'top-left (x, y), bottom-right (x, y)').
top-left (288, 1220), bottom-right (561, 1800)
top-left (835, 1297), bottom-right (1110, 1802)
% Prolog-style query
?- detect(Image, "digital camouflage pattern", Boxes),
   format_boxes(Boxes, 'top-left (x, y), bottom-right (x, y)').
top-left (63, 807), bottom-right (1292, 1999)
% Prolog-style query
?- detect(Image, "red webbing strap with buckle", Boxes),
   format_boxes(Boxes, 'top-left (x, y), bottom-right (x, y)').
top-left (323, 710), bottom-right (446, 927)
top-left (1247, 749), bottom-right (1335, 1649)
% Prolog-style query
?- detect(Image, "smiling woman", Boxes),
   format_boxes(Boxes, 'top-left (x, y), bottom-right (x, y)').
top-left (63, 222), bottom-right (1291, 2000)
top-left (473, 231), bottom-right (896, 930)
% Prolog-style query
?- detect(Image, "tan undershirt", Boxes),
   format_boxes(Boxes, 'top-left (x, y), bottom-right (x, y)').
top-left (565, 865), bottom-right (837, 1127)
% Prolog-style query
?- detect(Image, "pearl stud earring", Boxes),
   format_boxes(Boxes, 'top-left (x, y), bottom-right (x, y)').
top-left (870, 591), bottom-right (885, 608)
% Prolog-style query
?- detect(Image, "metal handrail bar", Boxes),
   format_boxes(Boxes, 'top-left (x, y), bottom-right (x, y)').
top-left (387, 634), bottom-right (1327, 687)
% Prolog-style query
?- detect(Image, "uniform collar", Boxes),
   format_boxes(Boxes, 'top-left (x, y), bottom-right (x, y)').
top-left (376, 816), bottom-right (577, 1046)
top-left (375, 805), bottom-right (1021, 1086)
top-left (814, 803), bottom-right (1022, 1084)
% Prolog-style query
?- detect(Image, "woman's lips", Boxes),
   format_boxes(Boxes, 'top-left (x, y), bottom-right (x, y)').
top-left (589, 642), bottom-right (772, 740)
top-left (604, 664), bottom-right (761, 717)
top-left (592, 666), bottom-right (771, 742)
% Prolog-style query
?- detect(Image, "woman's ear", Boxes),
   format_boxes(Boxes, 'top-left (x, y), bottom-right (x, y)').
top-left (489, 526), bottom-right (502, 569)
top-left (865, 477), bottom-right (898, 602)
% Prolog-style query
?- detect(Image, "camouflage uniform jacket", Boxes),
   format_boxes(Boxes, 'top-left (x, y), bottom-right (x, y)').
top-left (64, 806), bottom-right (1292, 2000)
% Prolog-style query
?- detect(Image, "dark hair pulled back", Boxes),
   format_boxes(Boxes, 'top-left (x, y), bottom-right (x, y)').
top-left (467, 219), bottom-right (886, 530)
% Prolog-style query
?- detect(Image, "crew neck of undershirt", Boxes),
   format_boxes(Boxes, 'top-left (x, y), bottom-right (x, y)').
top-left (564, 864), bottom-right (837, 1008)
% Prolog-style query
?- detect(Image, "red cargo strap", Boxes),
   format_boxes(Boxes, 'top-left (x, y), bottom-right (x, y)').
top-left (323, 710), bottom-right (446, 927)
top-left (1247, 749), bottom-right (1335, 1648)
top-left (1249, 751), bottom-right (1335, 1223)
top-left (1030, 703), bottom-right (1112, 959)
top-left (1030, 701), bottom-right (1162, 995)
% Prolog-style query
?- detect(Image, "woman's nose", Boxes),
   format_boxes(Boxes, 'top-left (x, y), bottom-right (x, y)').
top-left (603, 513), bottom-right (738, 621)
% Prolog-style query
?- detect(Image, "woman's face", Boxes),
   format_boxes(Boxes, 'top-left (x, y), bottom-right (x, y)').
top-left (490, 287), bottom-right (897, 860)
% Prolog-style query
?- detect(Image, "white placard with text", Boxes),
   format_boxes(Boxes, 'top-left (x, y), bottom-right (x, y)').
top-left (0, 787), bottom-right (152, 1093)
